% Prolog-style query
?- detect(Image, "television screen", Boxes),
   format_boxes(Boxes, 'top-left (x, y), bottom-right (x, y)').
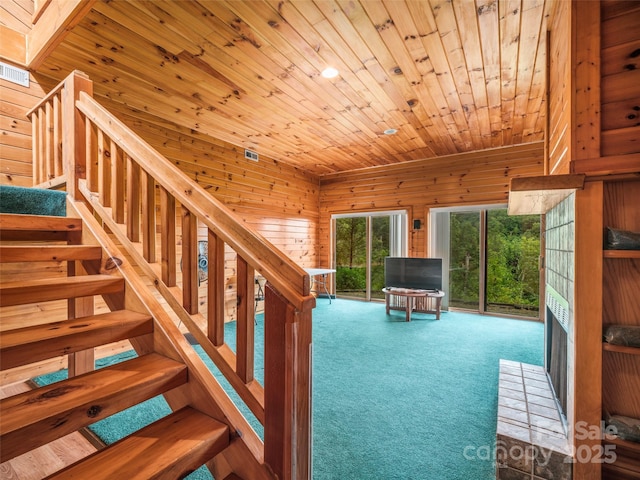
top-left (384, 257), bottom-right (443, 291)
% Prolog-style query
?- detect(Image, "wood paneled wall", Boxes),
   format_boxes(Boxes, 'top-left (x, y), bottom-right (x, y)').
top-left (318, 142), bottom-right (544, 265)
top-left (600, 2), bottom-right (640, 157)
top-left (107, 106), bottom-right (320, 321)
top-left (0, 0), bottom-right (34, 35)
top-left (547, 0), bottom-right (571, 175)
top-left (0, 75), bottom-right (48, 186)
top-left (110, 107), bottom-right (320, 265)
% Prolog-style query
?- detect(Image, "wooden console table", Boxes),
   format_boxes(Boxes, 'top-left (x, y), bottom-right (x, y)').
top-left (382, 287), bottom-right (445, 321)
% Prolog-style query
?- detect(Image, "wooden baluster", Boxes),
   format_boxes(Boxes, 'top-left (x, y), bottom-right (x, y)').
top-left (181, 208), bottom-right (198, 314)
top-left (85, 121), bottom-right (97, 192)
top-left (53, 93), bottom-right (62, 178)
top-left (208, 229), bottom-right (225, 346)
top-left (62, 71), bottom-right (93, 199)
top-left (111, 139), bottom-right (125, 223)
top-left (264, 285), bottom-right (313, 480)
top-left (98, 130), bottom-right (111, 208)
top-left (66, 229), bottom-right (95, 378)
top-left (97, 130), bottom-right (107, 206)
top-left (141, 172), bottom-right (156, 262)
top-left (44, 101), bottom-right (53, 181)
top-left (160, 186), bottom-right (176, 286)
top-left (126, 155), bottom-right (140, 242)
top-left (67, 260), bottom-right (95, 377)
top-left (236, 256), bottom-right (254, 383)
top-left (37, 106), bottom-right (46, 183)
top-left (31, 109), bottom-right (39, 185)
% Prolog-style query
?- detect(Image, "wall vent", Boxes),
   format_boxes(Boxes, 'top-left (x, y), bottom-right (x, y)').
top-left (0, 61), bottom-right (29, 87)
top-left (244, 149), bottom-right (259, 162)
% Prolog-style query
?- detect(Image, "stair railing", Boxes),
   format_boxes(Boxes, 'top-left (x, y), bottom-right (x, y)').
top-left (28, 70), bottom-right (315, 480)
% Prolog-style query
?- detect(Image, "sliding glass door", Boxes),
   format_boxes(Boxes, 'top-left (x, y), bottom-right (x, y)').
top-left (433, 206), bottom-right (540, 318)
top-left (449, 212), bottom-right (481, 309)
top-left (485, 210), bottom-right (540, 317)
top-left (333, 211), bottom-right (407, 301)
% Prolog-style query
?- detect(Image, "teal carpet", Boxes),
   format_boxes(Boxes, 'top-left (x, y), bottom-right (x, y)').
top-left (35, 299), bottom-right (543, 479)
top-left (0, 185), bottom-right (66, 216)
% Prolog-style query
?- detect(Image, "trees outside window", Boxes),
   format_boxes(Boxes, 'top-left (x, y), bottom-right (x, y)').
top-left (447, 208), bottom-right (540, 318)
top-left (334, 213), bottom-right (403, 300)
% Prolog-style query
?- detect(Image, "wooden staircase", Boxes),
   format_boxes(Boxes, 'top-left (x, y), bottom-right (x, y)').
top-left (0, 213), bottom-right (232, 479)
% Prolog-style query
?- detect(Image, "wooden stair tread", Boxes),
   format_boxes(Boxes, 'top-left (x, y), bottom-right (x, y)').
top-left (46, 407), bottom-right (229, 480)
top-left (0, 353), bottom-right (187, 462)
top-left (0, 274), bottom-right (124, 307)
top-left (0, 245), bottom-right (103, 263)
top-left (0, 214), bottom-right (83, 241)
top-left (0, 310), bottom-right (154, 371)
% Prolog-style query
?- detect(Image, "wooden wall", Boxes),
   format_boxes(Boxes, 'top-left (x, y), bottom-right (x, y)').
top-left (0, 0), bottom-right (34, 34)
top-left (109, 107), bottom-right (321, 266)
top-left (547, 0), bottom-right (571, 175)
top-left (318, 142), bottom-right (544, 266)
top-left (600, 2), bottom-right (640, 157)
top-left (0, 75), bottom-right (48, 186)
top-left (101, 105), bottom-right (320, 321)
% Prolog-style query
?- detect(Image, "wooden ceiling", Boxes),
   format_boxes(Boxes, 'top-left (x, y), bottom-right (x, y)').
top-left (33, 0), bottom-right (553, 176)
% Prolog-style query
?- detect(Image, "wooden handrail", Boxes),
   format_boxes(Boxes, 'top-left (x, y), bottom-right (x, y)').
top-left (29, 70), bottom-right (314, 480)
top-left (25, 81), bottom-right (65, 118)
top-left (76, 91), bottom-right (311, 310)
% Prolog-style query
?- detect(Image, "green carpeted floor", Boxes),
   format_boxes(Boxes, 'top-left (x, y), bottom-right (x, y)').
top-left (35, 299), bottom-right (543, 479)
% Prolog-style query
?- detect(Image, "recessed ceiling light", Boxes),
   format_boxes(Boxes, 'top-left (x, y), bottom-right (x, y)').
top-left (384, 128), bottom-right (398, 135)
top-left (321, 67), bottom-right (339, 79)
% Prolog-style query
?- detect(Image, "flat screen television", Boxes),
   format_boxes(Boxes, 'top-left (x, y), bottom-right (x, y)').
top-left (384, 257), bottom-right (443, 291)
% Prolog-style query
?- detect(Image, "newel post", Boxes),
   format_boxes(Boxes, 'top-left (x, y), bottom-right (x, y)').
top-left (264, 284), bottom-right (313, 480)
top-left (61, 70), bottom-right (92, 200)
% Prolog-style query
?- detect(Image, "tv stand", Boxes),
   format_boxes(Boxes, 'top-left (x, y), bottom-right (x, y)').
top-left (382, 287), bottom-right (445, 321)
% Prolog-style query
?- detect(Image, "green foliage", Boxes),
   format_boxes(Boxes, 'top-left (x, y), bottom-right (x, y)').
top-left (334, 210), bottom-right (540, 315)
top-left (449, 213), bottom-right (480, 304)
top-left (336, 266), bottom-right (366, 292)
top-left (335, 216), bottom-right (390, 296)
top-left (449, 210), bottom-right (540, 315)
top-left (335, 218), bottom-right (366, 268)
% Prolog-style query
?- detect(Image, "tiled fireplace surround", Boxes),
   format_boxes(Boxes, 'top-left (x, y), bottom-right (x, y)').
top-left (496, 196), bottom-right (575, 480)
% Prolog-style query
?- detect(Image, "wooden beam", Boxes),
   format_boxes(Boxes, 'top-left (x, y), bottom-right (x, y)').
top-left (571, 0), bottom-right (601, 161)
top-left (264, 283), bottom-right (312, 480)
top-left (208, 230), bottom-right (225, 347)
top-left (236, 256), bottom-right (254, 384)
top-left (0, 26), bottom-right (26, 66)
top-left (27, 0), bottom-right (97, 69)
top-left (572, 180), bottom-right (603, 480)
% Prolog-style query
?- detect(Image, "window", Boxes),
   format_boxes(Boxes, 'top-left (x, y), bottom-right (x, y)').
top-left (430, 206), bottom-right (540, 318)
top-left (333, 211), bottom-right (407, 301)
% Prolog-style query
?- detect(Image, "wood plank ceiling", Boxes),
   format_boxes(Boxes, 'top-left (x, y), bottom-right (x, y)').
top-left (34, 0), bottom-right (554, 176)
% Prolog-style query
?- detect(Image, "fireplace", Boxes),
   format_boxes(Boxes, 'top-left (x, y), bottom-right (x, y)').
top-left (545, 285), bottom-right (569, 417)
top-left (495, 195), bottom-right (575, 480)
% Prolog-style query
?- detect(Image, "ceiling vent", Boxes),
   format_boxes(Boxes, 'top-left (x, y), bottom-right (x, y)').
top-left (244, 149), bottom-right (259, 162)
top-left (0, 61), bottom-right (29, 87)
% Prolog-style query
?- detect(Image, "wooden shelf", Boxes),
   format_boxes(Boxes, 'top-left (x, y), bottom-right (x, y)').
top-left (603, 343), bottom-right (640, 355)
top-left (604, 250), bottom-right (640, 259)
top-left (605, 435), bottom-right (640, 453)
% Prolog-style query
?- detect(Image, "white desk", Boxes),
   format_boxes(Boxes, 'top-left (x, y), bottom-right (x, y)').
top-left (304, 268), bottom-right (336, 303)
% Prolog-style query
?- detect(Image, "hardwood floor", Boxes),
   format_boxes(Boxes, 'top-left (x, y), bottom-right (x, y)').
top-left (0, 380), bottom-right (101, 479)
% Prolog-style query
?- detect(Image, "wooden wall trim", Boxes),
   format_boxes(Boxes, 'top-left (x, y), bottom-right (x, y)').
top-left (571, 0), bottom-right (601, 162)
top-left (0, 26), bottom-right (26, 65)
top-left (318, 142), bottom-right (544, 265)
top-left (27, 0), bottom-right (96, 69)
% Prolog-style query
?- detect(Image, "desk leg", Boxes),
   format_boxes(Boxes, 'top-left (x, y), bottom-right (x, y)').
top-left (385, 293), bottom-right (390, 315)
top-left (406, 297), bottom-right (412, 322)
top-left (322, 274), bottom-right (331, 304)
top-left (435, 297), bottom-right (442, 320)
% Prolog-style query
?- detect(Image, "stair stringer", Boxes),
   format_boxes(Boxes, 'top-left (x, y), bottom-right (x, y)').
top-left (69, 199), bottom-right (275, 480)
